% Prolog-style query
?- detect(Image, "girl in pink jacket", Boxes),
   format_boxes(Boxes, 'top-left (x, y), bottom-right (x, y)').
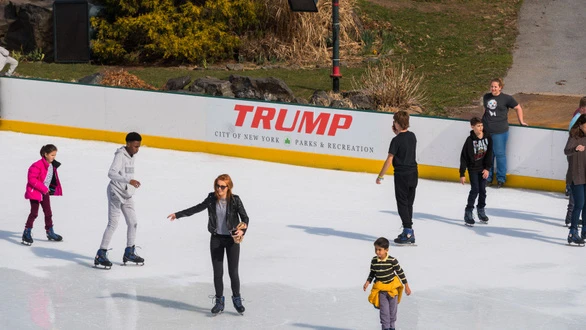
top-left (22, 144), bottom-right (63, 245)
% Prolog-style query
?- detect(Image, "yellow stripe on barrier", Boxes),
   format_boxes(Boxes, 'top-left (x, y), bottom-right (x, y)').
top-left (0, 119), bottom-right (565, 192)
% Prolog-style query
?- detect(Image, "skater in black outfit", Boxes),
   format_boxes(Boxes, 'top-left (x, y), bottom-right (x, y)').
top-left (459, 117), bottom-right (493, 226)
top-left (167, 174), bottom-right (249, 315)
top-left (376, 111), bottom-right (418, 245)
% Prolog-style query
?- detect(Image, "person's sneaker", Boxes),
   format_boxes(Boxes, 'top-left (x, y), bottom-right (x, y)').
top-left (123, 245), bottom-right (145, 265)
top-left (477, 208), bottom-right (489, 223)
top-left (94, 249), bottom-right (113, 269)
top-left (211, 296), bottom-right (225, 315)
top-left (394, 228), bottom-right (415, 245)
top-left (232, 296), bottom-right (245, 314)
top-left (496, 181), bottom-right (504, 189)
top-left (464, 208), bottom-right (475, 226)
top-left (46, 227), bottom-right (63, 241)
top-left (22, 228), bottom-right (33, 245)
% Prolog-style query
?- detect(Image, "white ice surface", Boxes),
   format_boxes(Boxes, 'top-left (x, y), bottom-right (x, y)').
top-left (0, 131), bottom-right (584, 330)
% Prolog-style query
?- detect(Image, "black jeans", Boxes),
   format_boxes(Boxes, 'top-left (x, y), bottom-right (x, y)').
top-left (210, 234), bottom-right (240, 297)
top-left (466, 171), bottom-right (487, 210)
top-left (394, 171), bottom-right (418, 229)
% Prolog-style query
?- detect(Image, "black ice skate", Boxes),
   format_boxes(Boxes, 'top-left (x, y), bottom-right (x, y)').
top-left (94, 249), bottom-right (113, 269)
top-left (567, 229), bottom-right (585, 247)
top-left (46, 227), bottom-right (63, 241)
top-left (464, 208), bottom-right (475, 227)
top-left (122, 245), bottom-right (144, 266)
top-left (394, 228), bottom-right (416, 246)
top-left (22, 228), bottom-right (33, 246)
top-left (211, 296), bottom-right (225, 316)
top-left (477, 208), bottom-right (489, 224)
top-left (232, 296), bottom-right (245, 315)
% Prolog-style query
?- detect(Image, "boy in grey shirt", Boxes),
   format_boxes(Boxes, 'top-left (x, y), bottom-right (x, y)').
top-left (94, 132), bottom-right (144, 269)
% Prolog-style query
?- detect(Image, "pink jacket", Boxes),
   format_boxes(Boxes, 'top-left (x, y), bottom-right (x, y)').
top-left (24, 158), bottom-right (62, 201)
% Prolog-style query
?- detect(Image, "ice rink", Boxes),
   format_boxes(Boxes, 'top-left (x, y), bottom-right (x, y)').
top-left (0, 131), bottom-right (584, 330)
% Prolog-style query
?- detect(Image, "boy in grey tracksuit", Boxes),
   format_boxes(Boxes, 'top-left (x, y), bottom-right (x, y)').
top-left (0, 46), bottom-right (18, 76)
top-left (94, 132), bottom-right (144, 268)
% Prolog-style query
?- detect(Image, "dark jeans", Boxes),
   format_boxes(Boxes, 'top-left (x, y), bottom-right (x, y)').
top-left (25, 196), bottom-right (53, 230)
top-left (466, 171), bottom-right (487, 210)
top-left (394, 171), bottom-right (418, 229)
top-left (210, 234), bottom-right (240, 297)
top-left (570, 184), bottom-right (586, 231)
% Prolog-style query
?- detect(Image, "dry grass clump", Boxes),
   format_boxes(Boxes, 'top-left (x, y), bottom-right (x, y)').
top-left (352, 58), bottom-right (427, 112)
top-left (240, 0), bottom-right (362, 65)
top-left (101, 69), bottom-right (157, 90)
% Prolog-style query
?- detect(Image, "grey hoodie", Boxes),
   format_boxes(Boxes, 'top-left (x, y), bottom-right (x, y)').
top-left (108, 146), bottom-right (137, 199)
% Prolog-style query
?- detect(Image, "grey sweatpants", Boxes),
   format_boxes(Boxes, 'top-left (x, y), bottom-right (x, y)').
top-left (379, 291), bottom-right (398, 330)
top-left (99, 184), bottom-right (138, 249)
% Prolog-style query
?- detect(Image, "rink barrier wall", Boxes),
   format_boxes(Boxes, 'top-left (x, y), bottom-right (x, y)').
top-left (0, 77), bottom-right (567, 192)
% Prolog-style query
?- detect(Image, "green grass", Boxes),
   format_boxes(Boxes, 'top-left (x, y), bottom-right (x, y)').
top-left (15, 0), bottom-right (523, 116)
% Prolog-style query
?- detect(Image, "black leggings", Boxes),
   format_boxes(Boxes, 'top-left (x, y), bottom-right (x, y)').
top-left (210, 235), bottom-right (240, 297)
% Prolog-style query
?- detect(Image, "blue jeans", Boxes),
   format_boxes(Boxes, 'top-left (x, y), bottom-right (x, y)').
top-left (570, 184), bottom-right (586, 231)
top-left (489, 131), bottom-right (508, 183)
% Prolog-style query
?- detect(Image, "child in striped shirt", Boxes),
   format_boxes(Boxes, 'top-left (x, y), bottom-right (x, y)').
top-left (363, 237), bottom-right (412, 330)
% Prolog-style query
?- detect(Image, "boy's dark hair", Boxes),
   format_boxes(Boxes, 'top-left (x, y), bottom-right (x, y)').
top-left (40, 144), bottom-right (57, 157)
top-left (126, 132), bottom-right (142, 142)
top-left (470, 117), bottom-right (482, 126)
top-left (393, 110), bottom-right (410, 130)
top-left (580, 96), bottom-right (586, 109)
top-left (374, 237), bottom-right (390, 249)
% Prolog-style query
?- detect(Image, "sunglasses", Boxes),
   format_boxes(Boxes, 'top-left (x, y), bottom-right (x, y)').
top-left (215, 184), bottom-right (228, 190)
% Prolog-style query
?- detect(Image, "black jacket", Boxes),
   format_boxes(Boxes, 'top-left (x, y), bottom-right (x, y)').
top-left (459, 130), bottom-right (493, 177)
top-left (175, 193), bottom-right (249, 235)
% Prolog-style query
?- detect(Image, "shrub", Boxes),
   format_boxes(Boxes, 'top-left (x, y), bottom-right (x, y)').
top-left (91, 0), bottom-right (260, 64)
top-left (352, 58), bottom-right (427, 111)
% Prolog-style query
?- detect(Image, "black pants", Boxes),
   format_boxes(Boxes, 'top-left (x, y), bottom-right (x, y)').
top-left (394, 171), bottom-right (418, 229)
top-left (210, 234), bottom-right (240, 297)
top-left (466, 171), bottom-right (487, 210)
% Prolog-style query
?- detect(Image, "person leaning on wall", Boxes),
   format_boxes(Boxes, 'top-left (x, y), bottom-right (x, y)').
top-left (0, 46), bottom-right (18, 77)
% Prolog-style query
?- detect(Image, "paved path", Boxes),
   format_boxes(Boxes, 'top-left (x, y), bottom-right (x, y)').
top-left (504, 0), bottom-right (586, 96)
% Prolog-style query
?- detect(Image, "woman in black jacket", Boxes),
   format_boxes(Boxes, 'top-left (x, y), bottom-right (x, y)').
top-left (167, 174), bottom-right (249, 315)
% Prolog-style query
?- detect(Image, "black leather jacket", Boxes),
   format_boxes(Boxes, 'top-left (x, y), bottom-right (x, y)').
top-left (175, 192), bottom-right (249, 235)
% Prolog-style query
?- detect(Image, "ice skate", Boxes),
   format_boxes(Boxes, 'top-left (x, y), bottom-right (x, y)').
top-left (46, 227), bottom-right (63, 241)
top-left (477, 208), bottom-right (489, 224)
top-left (21, 228), bottom-right (33, 246)
top-left (393, 228), bottom-right (416, 246)
top-left (464, 208), bottom-right (475, 227)
top-left (567, 229), bottom-right (585, 247)
top-left (94, 249), bottom-right (113, 269)
top-left (211, 296), bottom-right (225, 316)
top-left (122, 245), bottom-right (144, 266)
top-left (564, 211), bottom-right (572, 227)
top-left (232, 296), bottom-right (245, 315)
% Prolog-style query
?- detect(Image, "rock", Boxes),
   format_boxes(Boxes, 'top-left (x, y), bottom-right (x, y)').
top-left (190, 77), bottom-right (234, 97)
top-left (330, 99), bottom-right (353, 109)
top-left (294, 97), bottom-right (308, 105)
top-left (226, 63), bottom-right (244, 71)
top-left (347, 91), bottom-right (374, 110)
top-left (3, 1), bottom-right (54, 60)
top-left (309, 90), bottom-right (332, 107)
top-left (229, 75), bottom-right (258, 99)
top-left (254, 77), bottom-right (295, 102)
top-left (78, 72), bottom-right (103, 85)
top-left (164, 76), bottom-right (192, 91)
